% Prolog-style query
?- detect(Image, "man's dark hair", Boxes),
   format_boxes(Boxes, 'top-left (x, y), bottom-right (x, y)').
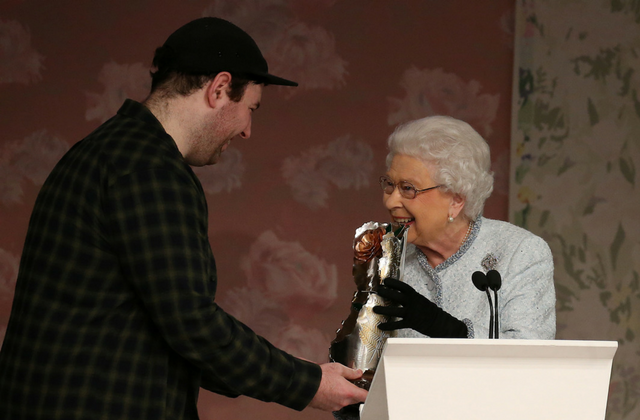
top-left (149, 68), bottom-right (255, 102)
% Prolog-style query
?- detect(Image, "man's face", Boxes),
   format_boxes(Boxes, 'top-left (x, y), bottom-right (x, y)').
top-left (188, 82), bottom-right (263, 166)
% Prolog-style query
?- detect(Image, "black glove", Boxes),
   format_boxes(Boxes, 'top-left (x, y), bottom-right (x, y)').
top-left (373, 278), bottom-right (468, 338)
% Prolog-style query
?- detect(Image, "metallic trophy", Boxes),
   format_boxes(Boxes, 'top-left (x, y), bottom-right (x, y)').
top-left (329, 222), bottom-right (409, 390)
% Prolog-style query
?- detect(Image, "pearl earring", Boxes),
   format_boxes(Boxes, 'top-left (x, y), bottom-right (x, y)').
top-left (448, 216), bottom-right (454, 223)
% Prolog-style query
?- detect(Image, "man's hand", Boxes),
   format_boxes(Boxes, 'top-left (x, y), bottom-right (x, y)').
top-left (307, 363), bottom-right (368, 412)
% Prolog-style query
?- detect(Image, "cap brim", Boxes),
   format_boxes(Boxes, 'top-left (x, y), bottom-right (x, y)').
top-left (261, 73), bottom-right (298, 87)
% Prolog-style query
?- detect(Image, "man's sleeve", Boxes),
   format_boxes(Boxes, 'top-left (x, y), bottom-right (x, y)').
top-left (107, 166), bottom-right (321, 410)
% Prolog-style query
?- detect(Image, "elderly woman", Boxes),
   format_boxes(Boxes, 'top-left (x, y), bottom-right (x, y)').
top-left (372, 115), bottom-right (555, 340)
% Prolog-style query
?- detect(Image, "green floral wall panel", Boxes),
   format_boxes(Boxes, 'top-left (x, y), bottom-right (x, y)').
top-left (512, 1), bottom-right (640, 418)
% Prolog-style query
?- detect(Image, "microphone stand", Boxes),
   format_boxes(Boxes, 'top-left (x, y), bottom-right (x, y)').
top-left (472, 271), bottom-right (494, 339)
top-left (487, 270), bottom-right (502, 339)
top-left (486, 289), bottom-right (494, 339)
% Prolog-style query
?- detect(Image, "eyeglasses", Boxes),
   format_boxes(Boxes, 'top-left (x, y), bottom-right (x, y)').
top-left (379, 175), bottom-right (442, 199)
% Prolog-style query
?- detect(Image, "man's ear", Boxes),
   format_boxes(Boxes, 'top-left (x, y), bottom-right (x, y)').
top-left (204, 71), bottom-right (232, 109)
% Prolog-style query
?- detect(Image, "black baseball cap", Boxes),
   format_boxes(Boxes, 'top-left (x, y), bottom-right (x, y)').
top-left (158, 17), bottom-right (297, 87)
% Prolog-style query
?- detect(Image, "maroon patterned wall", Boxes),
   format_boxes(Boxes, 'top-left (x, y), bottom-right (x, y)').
top-left (0, 1), bottom-right (514, 418)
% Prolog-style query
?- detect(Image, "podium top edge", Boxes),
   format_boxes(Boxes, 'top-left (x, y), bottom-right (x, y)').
top-left (385, 338), bottom-right (619, 349)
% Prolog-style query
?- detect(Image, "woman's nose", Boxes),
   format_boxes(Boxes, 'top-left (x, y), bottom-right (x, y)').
top-left (383, 188), bottom-right (403, 210)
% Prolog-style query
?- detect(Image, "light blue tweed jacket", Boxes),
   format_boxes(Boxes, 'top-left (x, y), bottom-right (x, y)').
top-left (397, 217), bottom-right (556, 340)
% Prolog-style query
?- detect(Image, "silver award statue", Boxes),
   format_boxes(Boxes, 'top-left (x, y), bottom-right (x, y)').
top-left (329, 222), bottom-right (409, 391)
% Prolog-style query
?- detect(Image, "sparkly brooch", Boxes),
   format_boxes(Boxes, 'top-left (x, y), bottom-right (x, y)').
top-left (481, 253), bottom-right (498, 271)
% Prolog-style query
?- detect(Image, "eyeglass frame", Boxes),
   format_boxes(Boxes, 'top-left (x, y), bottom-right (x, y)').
top-left (379, 175), bottom-right (443, 199)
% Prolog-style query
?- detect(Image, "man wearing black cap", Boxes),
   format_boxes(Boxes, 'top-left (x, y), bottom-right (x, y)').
top-left (0, 17), bottom-right (367, 419)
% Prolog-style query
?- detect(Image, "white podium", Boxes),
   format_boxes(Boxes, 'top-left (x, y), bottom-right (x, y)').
top-left (360, 338), bottom-right (617, 420)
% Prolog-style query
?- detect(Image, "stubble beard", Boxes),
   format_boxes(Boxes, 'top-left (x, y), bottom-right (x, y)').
top-left (186, 106), bottom-right (234, 167)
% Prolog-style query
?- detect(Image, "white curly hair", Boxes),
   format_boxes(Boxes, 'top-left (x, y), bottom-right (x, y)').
top-left (386, 115), bottom-right (494, 221)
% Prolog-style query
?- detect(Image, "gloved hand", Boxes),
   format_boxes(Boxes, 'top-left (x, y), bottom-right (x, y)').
top-left (373, 278), bottom-right (468, 338)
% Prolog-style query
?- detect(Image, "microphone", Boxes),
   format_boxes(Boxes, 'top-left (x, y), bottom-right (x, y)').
top-left (472, 271), bottom-right (494, 339)
top-left (486, 270), bottom-right (502, 339)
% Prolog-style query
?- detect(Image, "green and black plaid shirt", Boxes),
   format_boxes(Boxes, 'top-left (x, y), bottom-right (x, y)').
top-left (0, 100), bottom-right (321, 419)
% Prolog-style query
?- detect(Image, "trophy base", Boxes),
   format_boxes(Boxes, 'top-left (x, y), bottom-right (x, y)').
top-left (351, 369), bottom-right (375, 390)
top-left (332, 403), bottom-right (361, 420)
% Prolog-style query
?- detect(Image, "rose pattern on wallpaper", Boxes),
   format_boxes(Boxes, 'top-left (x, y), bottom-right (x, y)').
top-left (513, 1), bottom-right (640, 418)
top-left (85, 61), bottom-right (151, 123)
top-left (0, 248), bottom-right (18, 300)
top-left (240, 229), bottom-right (337, 318)
top-left (0, 2), bottom-right (529, 419)
top-left (203, 0), bottom-right (293, 54)
top-left (0, 164), bottom-right (22, 206)
top-left (219, 287), bottom-right (331, 363)
top-left (387, 66), bottom-right (500, 138)
top-left (0, 18), bottom-right (43, 84)
top-left (203, 0), bottom-right (347, 93)
top-left (317, 135), bottom-right (372, 190)
top-left (276, 324), bottom-right (331, 364)
top-left (282, 150), bottom-right (332, 210)
top-left (219, 287), bottom-right (290, 339)
top-left (192, 147), bottom-right (245, 194)
top-left (266, 21), bottom-right (347, 92)
top-left (219, 230), bottom-right (336, 363)
top-left (281, 135), bottom-right (373, 209)
top-left (0, 130), bottom-right (69, 205)
top-left (290, 0), bottom-right (339, 8)
top-left (0, 249), bottom-right (18, 350)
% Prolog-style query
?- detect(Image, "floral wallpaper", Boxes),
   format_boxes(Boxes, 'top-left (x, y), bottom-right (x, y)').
top-left (0, 1), bottom-right (514, 419)
top-left (512, 1), bottom-right (640, 418)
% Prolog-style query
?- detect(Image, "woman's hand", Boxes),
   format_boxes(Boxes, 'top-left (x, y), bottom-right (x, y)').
top-left (373, 278), bottom-right (468, 338)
